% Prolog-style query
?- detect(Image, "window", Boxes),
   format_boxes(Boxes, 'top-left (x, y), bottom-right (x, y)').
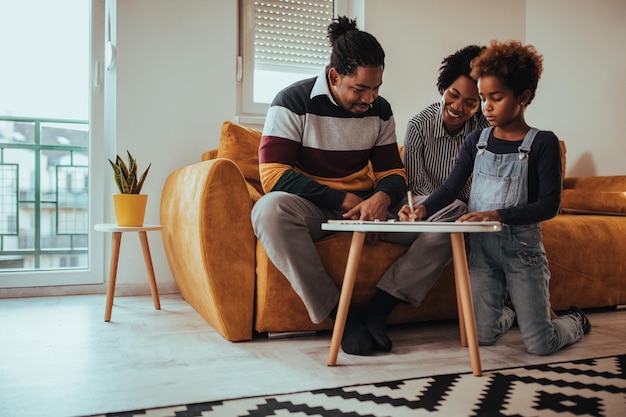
top-left (0, 0), bottom-right (105, 287)
top-left (238, 0), bottom-right (363, 118)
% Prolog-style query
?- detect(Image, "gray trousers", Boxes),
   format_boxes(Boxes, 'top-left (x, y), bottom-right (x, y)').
top-left (377, 194), bottom-right (468, 304)
top-left (251, 192), bottom-right (467, 324)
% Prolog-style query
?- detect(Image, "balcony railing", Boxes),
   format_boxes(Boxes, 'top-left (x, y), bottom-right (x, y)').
top-left (0, 115), bottom-right (89, 271)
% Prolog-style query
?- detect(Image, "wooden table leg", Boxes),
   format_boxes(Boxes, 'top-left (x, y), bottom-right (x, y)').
top-left (327, 231), bottom-right (366, 366)
top-left (138, 231), bottom-right (161, 310)
top-left (450, 232), bottom-right (482, 376)
top-left (104, 232), bottom-right (122, 322)
top-left (455, 271), bottom-right (468, 347)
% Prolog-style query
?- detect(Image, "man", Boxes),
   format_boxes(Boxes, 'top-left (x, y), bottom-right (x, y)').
top-left (252, 16), bottom-right (406, 356)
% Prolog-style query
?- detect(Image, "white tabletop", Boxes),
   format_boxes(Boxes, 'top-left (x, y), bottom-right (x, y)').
top-left (322, 220), bottom-right (502, 233)
top-left (94, 224), bottom-right (164, 233)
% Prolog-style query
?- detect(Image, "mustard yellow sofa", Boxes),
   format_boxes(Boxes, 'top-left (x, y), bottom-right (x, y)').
top-left (160, 121), bottom-right (626, 342)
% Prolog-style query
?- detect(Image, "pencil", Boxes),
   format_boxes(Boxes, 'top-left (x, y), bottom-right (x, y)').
top-left (407, 190), bottom-right (415, 221)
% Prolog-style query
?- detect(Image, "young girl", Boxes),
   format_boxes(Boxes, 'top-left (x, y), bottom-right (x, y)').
top-left (401, 40), bottom-right (590, 355)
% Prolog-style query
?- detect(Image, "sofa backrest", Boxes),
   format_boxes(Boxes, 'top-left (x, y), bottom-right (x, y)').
top-left (559, 140), bottom-right (566, 179)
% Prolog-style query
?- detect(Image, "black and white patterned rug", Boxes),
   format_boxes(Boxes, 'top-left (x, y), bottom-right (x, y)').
top-left (94, 354), bottom-right (625, 417)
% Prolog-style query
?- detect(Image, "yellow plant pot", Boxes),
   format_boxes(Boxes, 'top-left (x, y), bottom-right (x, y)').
top-left (112, 194), bottom-right (148, 226)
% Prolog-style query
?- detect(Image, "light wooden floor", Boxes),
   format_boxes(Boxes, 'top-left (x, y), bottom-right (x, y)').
top-left (1, 294), bottom-right (624, 417)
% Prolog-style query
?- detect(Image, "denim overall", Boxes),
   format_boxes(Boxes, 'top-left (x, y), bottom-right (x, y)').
top-left (467, 127), bottom-right (583, 355)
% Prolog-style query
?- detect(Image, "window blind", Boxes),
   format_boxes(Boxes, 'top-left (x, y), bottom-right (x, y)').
top-left (254, 0), bottom-right (334, 72)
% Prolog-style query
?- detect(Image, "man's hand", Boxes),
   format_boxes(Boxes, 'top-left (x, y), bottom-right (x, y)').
top-left (340, 192), bottom-right (363, 213)
top-left (341, 191), bottom-right (391, 246)
top-left (342, 191), bottom-right (391, 221)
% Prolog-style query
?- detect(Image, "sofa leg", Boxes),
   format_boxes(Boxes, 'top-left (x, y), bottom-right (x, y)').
top-left (267, 330), bottom-right (318, 339)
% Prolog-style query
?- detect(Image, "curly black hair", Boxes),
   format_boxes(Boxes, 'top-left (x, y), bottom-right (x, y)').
top-left (470, 40), bottom-right (544, 105)
top-left (327, 16), bottom-right (385, 76)
top-left (436, 45), bottom-right (485, 95)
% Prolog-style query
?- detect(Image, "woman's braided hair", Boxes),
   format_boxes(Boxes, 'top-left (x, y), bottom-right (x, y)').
top-left (327, 16), bottom-right (385, 76)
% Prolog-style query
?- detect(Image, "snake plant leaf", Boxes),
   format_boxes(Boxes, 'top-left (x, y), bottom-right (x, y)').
top-left (115, 155), bottom-right (130, 179)
top-left (108, 151), bottom-right (150, 194)
top-left (108, 159), bottom-right (128, 193)
top-left (126, 150), bottom-right (139, 193)
top-left (127, 166), bottom-right (138, 193)
top-left (135, 163), bottom-right (151, 194)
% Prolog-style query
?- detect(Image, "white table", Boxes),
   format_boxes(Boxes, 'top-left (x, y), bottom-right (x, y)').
top-left (94, 224), bottom-right (164, 322)
top-left (321, 220), bottom-right (502, 376)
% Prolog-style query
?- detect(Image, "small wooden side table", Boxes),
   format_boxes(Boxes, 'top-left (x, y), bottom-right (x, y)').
top-left (321, 220), bottom-right (502, 376)
top-left (94, 224), bottom-right (163, 322)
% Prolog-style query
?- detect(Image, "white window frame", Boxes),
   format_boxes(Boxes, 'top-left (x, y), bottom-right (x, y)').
top-left (237, 0), bottom-right (364, 122)
top-left (0, 0), bottom-right (105, 289)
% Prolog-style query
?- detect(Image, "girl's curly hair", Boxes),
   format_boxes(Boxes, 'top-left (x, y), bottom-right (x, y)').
top-left (471, 40), bottom-right (544, 105)
top-left (327, 16), bottom-right (385, 76)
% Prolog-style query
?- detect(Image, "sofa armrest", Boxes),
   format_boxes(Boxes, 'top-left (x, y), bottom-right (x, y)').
top-left (160, 158), bottom-right (256, 341)
top-left (564, 175), bottom-right (626, 191)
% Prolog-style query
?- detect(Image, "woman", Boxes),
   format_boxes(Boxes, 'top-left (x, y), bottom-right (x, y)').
top-left (358, 45), bottom-right (489, 354)
top-left (404, 44), bottom-right (489, 206)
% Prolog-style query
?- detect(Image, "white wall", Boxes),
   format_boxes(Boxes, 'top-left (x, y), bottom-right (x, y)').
top-left (364, 0), bottom-right (526, 149)
top-left (106, 0), bottom-right (626, 294)
top-left (106, 0), bottom-right (237, 293)
top-left (525, 0), bottom-right (626, 176)
top-left (10, 0), bottom-right (620, 297)
top-left (368, 0), bottom-right (626, 177)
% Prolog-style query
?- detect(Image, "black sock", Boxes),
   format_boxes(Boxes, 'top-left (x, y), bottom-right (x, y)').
top-left (361, 290), bottom-right (403, 352)
top-left (329, 306), bottom-right (373, 356)
top-left (329, 305), bottom-right (338, 321)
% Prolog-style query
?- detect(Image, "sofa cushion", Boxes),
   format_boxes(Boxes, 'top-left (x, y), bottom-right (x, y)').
top-left (217, 121), bottom-right (263, 195)
top-left (561, 190), bottom-right (626, 215)
top-left (542, 213), bottom-right (626, 310)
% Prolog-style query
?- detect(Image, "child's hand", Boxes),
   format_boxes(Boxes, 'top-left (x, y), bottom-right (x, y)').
top-left (398, 205), bottom-right (413, 221)
top-left (398, 204), bottom-right (427, 222)
top-left (457, 210), bottom-right (501, 222)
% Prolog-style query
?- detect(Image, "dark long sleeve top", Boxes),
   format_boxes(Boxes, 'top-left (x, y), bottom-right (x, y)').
top-left (422, 129), bottom-right (562, 225)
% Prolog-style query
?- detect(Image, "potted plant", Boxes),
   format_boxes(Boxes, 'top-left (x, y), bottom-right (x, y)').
top-left (108, 151), bottom-right (151, 226)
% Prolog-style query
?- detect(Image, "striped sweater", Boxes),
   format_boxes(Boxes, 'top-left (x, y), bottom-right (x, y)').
top-left (403, 102), bottom-right (489, 203)
top-left (259, 71), bottom-right (406, 210)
